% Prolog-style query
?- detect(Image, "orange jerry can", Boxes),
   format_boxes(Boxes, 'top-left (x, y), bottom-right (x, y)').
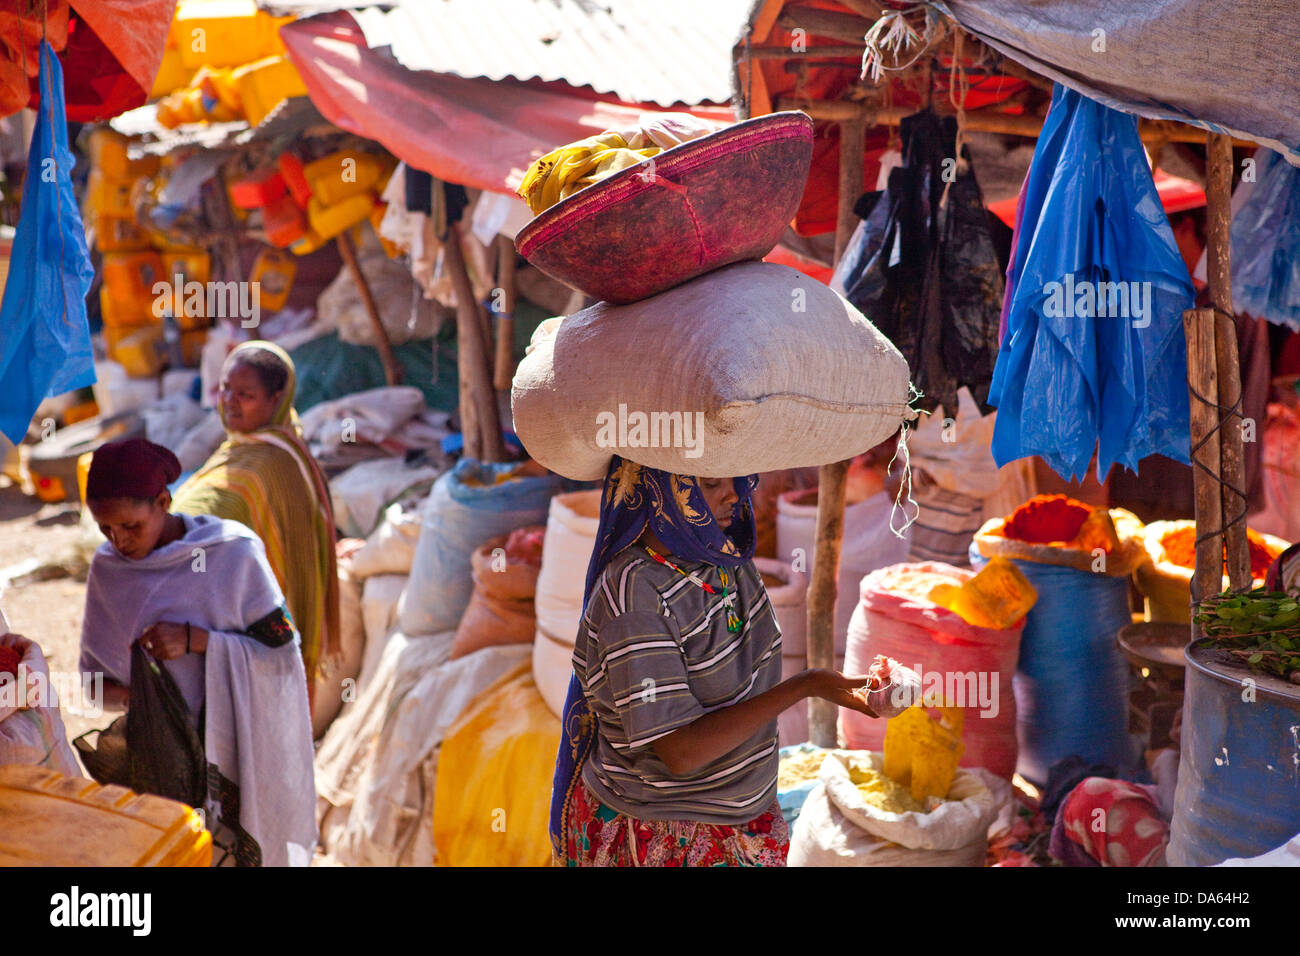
top-left (0, 766), bottom-right (212, 867)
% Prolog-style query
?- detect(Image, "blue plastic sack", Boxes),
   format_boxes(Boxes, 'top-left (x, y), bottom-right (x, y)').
top-left (988, 84), bottom-right (1194, 481)
top-left (397, 458), bottom-right (565, 636)
top-left (0, 41), bottom-right (96, 443)
top-left (1230, 149), bottom-right (1300, 330)
top-left (970, 544), bottom-right (1135, 786)
top-left (777, 743), bottom-right (828, 827)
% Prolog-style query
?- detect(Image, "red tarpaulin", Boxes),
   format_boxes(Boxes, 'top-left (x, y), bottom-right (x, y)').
top-left (988, 167), bottom-right (1207, 227)
top-left (1, 0), bottom-right (174, 121)
top-left (279, 11), bottom-right (732, 196)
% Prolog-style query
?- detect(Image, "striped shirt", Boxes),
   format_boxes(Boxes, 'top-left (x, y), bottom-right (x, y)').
top-left (574, 546), bottom-right (783, 824)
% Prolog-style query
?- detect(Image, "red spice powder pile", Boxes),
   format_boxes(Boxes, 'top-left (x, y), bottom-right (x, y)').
top-left (0, 646), bottom-right (21, 679)
top-left (1160, 526), bottom-right (1276, 579)
top-left (1002, 494), bottom-right (1094, 544)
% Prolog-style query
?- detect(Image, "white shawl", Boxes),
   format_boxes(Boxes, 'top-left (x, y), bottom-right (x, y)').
top-left (80, 514), bottom-right (317, 866)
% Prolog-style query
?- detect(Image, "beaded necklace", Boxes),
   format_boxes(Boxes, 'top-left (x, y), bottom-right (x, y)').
top-left (643, 545), bottom-right (743, 632)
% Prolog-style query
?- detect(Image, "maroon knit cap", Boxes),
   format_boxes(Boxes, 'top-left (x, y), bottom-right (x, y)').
top-left (85, 438), bottom-right (182, 502)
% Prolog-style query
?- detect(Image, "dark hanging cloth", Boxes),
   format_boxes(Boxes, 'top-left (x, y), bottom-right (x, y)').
top-left (404, 166), bottom-right (432, 214)
top-left (835, 109), bottom-right (1004, 413)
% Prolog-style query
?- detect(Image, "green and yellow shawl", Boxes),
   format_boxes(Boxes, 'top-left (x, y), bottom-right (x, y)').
top-left (172, 341), bottom-right (339, 687)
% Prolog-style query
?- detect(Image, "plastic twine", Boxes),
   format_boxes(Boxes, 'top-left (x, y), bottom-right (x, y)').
top-left (887, 384), bottom-right (925, 538)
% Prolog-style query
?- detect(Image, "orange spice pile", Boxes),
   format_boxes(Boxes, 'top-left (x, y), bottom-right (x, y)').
top-left (1159, 526), bottom-right (1275, 579)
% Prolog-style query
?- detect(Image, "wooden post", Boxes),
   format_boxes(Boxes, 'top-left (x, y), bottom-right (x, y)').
top-left (833, 114), bottom-right (866, 264)
top-left (806, 113), bottom-right (868, 746)
top-left (773, 98), bottom-right (1252, 148)
top-left (1206, 133), bottom-right (1250, 591)
top-left (807, 459), bottom-right (850, 747)
top-left (1184, 307), bottom-right (1223, 634)
top-left (443, 224), bottom-right (506, 463)
top-left (493, 235), bottom-right (517, 391)
top-left (335, 232), bottom-right (403, 387)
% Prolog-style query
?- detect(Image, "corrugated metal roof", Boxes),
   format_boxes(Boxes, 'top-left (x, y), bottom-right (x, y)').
top-left (110, 96), bottom-right (328, 156)
top-left (264, 0), bottom-right (751, 107)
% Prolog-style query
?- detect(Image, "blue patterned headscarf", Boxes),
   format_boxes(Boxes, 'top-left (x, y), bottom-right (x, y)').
top-left (548, 456), bottom-right (758, 857)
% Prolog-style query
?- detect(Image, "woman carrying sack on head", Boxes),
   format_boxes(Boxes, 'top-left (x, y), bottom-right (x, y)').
top-left (552, 457), bottom-right (877, 867)
top-left (171, 340), bottom-right (339, 711)
top-left (79, 438), bottom-right (317, 866)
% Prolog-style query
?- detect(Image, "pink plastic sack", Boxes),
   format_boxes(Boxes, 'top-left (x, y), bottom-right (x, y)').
top-left (838, 562), bottom-right (1023, 779)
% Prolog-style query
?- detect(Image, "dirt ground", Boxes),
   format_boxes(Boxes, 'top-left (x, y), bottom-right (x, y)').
top-left (0, 476), bottom-right (109, 743)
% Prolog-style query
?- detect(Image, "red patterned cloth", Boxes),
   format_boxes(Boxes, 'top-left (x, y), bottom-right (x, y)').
top-left (561, 776), bottom-right (788, 867)
top-left (1056, 777), bottom-right (1170, 867)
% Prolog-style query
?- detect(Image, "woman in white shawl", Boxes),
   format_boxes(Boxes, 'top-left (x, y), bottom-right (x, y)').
top-left (79, 438), bottom-right (316, 867)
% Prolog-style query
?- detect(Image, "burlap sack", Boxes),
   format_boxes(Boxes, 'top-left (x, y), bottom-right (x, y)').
top-left (450, 533), bottom-right (543, 659)
top-left (511, 261), bottom-right (914, 480)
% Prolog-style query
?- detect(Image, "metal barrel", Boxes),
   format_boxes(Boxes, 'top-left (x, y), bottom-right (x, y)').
top-left (1167, 645), bottom-right (1300, 866)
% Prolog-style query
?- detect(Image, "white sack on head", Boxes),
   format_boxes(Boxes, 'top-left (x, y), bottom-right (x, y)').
top-left (511, 261), bottom-right (914, 480)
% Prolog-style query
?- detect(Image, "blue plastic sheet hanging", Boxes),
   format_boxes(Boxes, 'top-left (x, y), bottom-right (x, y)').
top-left (0, 40), bottom-right (96, 444)
top-left (1230, 148), bottom-right (1300, 331)
top-left (988, 84), bottom-right (1194, 482)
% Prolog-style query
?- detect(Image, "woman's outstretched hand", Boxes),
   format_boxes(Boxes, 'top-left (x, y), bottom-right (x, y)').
top-left (803, 668), bottom-right (879, 718)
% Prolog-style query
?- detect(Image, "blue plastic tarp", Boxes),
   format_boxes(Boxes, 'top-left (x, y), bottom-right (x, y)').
top-left (1230, 149), bottom-right (1300, 331)
top-left (0, 40), bottom-right (96, 444)
top-left (988, 84), bottom-right (1195, 482)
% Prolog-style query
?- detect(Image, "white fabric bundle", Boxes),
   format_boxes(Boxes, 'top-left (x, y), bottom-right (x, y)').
top-left (0, 635), bottom-right (81, 778)
top-left (314, 632), bottom-right (529, 866)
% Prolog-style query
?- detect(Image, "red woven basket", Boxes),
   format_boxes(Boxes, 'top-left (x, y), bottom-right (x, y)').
top-left (515, 111), bottom-right (814, 305)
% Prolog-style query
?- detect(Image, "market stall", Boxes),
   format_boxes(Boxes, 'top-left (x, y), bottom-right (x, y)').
top-left (734, 0), bottom-right (1300, 867)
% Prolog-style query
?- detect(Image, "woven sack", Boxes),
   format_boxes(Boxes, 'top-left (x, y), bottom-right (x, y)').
top-left (511, 261), bottom-right (913, 480)
top-left (450, 533), bottom-right (542, 659)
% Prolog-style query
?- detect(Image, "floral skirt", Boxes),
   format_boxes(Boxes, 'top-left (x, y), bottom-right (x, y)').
top-left (561, 775), bottom-right (788, 867)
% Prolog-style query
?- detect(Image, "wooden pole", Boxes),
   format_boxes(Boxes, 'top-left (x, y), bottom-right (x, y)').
top-left (493, 235), bottom-right (517, 391)
top-left (834, 114), bottom-right (867, 264)
top-left (807, 460), bottom-right (850, 747)
top-left (335, 232), bottom-right (402, 387)
top-left (742, 43), bottom-right (874, 60)
top-left (1206, 133), bottom-right (1250, 591)
top-left (443, 225), bottom-right (506, 463)
top-left (774, 98), bottom-right (1255, 147)
top-left (777, 7), bottom-right (874, 42)
top-left (806, 113), bottom-right (868, 747)
top-left (1184, 307), bottom-right (1223, 633)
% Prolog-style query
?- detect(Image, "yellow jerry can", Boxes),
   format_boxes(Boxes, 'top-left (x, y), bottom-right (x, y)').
top-left (0, 766), bottom-right (212, 867)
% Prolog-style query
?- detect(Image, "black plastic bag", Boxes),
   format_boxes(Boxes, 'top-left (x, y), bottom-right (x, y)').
top-left (836, 110), bottom-right (1003, 412)
top-left (126, 641), bottom-right (206, 809)
top-left (73, 715), bottom-right (130, 788)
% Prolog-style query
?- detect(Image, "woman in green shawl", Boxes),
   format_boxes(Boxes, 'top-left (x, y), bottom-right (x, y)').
top-left (172, 340), bottom-right (339, 710)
